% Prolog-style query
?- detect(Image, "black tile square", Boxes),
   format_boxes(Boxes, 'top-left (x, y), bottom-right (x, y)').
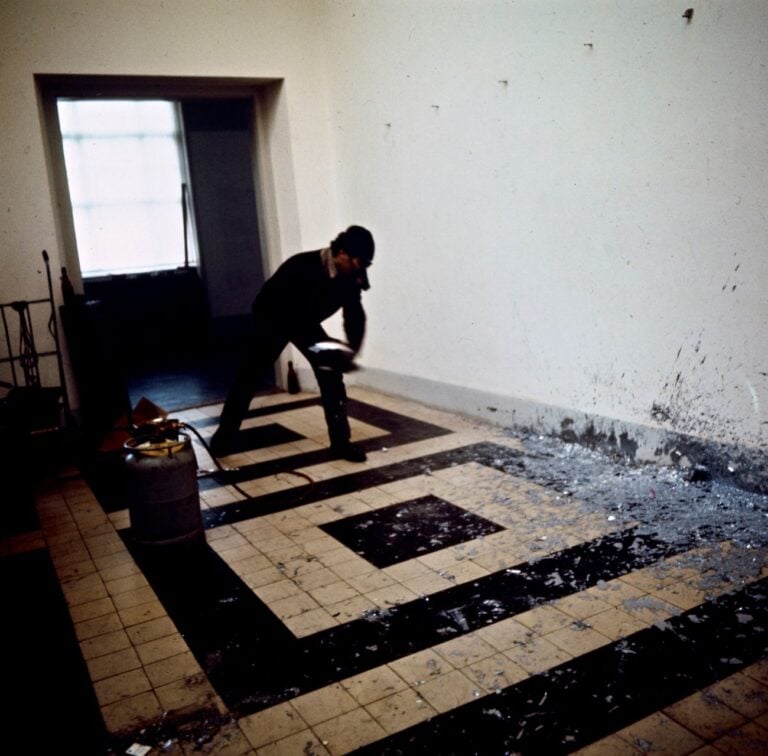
top-left (320, 495), bottom-right (505, 568)
top-left (229, 423), bottom-right (304, 454)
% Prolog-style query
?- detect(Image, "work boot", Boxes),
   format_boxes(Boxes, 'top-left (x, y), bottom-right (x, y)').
top-left (209, 430), bottom-right (235, 458)
top-left (330, 441), bottom-right (367, 463)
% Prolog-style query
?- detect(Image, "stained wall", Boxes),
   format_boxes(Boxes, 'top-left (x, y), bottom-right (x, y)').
top-left (1, 0), bottom-right (765, 480)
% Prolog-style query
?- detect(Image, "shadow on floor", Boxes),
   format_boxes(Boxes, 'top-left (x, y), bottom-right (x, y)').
top-left (1, 550), bottom-right (108, 754)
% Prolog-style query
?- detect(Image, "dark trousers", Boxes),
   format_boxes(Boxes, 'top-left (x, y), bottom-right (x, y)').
top-left (217, 321), bottom-right (351, 447)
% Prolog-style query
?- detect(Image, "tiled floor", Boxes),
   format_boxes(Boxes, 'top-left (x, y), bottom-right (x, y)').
top-left (3, 386), bottom-right (768, 755)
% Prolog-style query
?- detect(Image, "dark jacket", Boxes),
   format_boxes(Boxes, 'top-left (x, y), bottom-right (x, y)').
top-left (251, 250), bottom-right (366, 351)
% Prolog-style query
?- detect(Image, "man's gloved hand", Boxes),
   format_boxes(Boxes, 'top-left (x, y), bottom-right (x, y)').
top-left (307, 340), bottom-right (358, 372)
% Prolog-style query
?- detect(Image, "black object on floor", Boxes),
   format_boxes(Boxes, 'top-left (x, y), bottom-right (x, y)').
top-left (356, 576), bottom-right (768, 754)
top-left (321, 495), bottom-right (505, 568)
top-left (0, 550), bottom-right (108, 754)
top-left (216, 423), bottom-right (304, 456)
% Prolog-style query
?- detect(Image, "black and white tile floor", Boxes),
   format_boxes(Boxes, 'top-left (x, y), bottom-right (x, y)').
top-left (3, 387), bottom-right (767, 754)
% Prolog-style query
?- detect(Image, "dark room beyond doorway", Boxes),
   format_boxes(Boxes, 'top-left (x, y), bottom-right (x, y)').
top-left (78, 97), bottom-right (271, 413)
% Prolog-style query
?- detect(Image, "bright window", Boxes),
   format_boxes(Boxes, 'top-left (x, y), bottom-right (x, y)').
top-left (57, 100), bottom-right (194, 277)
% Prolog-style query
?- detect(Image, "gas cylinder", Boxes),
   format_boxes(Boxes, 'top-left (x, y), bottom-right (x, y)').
top-left (124, 429), bottom-right (204, 547)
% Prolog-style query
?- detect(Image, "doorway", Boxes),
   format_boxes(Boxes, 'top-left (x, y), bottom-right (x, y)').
top-left (38, 76), bottom-right (282, 418)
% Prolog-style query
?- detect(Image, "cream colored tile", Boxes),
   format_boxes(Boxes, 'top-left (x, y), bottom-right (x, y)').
top-left (118, 599), bottom-right (167, 627)
top-left (503, 636), bottom-right (573, 675)
top-left (254, 579), bottom-right (304, 603)
top-left (293, 567), bottom-right (341, 592)
top-left (402, 572), bottom-right (455, 596)
top-left (291, 683), bottom-right (359, 726)
top-left (516, 604), bottom-right (574, 635)
top-left (80, 628), bottom-right (132, 660)
top-left (256, 728), bottom-right (330, 756)
top-left (296, 502), bottom-right (339, 526)
top-left (586, 607), bottom-right (650, 641)
top-left (242, 565), bottom-right (288, 589)
top-left (107, 510), bottom-right (131, 529)
top-left (155, 673), bottom-right (221, 712)
top-left (145, 651), bottom-right (203, 689)
top-left (229, 553), bottom-right (273, 576)
top-left (664, 689), bottom-right (747, 740)
top-left (98, 559), bottom-right (142, 583)
top-left (346, 570), bottom-right (396, 594)
top-left (706, 672), bottom-right (768, 719)
top-left (270, 592), bottom-right (321, 620)
top-left (710, 722), bottom-right (768, 755)
top-left (318, 546), bottom-right (362, 569)
top-left (190, 720), bottom-right (255, 755)
top-left (325, 498), bottom-right (372, 518)
top-left (309, 708), bottom-right (384, 755)
top-left (125, 615), bottom-right (177, 645)
top-left (308, 580), bottom-right (359, 606)
top-left (74, 612), bottom-right (124, 641)
top-left (217, 543), bottom-right (263, 564)
top-left (100, 690), bottom-right (164, 735)
top-left (554, 592), bottom-right (614, 620)
top-left (93, 551), bottom-right (135, 574)
top-left (570, 733), bottom-right (644, 754)
top-left (283, 607), bottom-right (338, 636)
top-left (87, 646), bottom-right (142, 682)
top-left (434, 633), bottom-right (497, 668)
top-left (364, 688), bottom-right (437, 735)
top-left (135, 634), bottom-right (189, 665)
top-left (365, 583), bottom-right (420, 609)
top-left (388, 648), bottom-right (455, 685)
top-left (330, 557), bottom-right (376, 580)
top-left (93, 667), bottom-right (152, 706)
top-left (475, 617), bottom-right (533, 651)
top-left (93, 549), bottom-right (136, 571)
top-left (104, 572), bottom-right (149, 597)
top-left (437, 560), bottom-right (490, 584)
top-left (463, 653), bottom-right (528, 693)
top-left (239, 702), bottom-right (308, 749)
top-left (85, 533), bottom-right (126, 559)
top-left (744, 659), bottom-right (768, 687)
top-left (341, 666), bottom-right (409, 706)
top-left (55, 557), bottom-right (97, 581)
top-left (278, 555), bottom-right (327, 580)
top-left (251, 534), bottom-right (294, 556)
top-left (619, 595), bottom-right (680, 624)
top-left (617, 711), bottom-right (705, 754)
top-left (325, 594), bottom-right (377, 623)
top-left (200, 487), bottom-right (240, 508)
top-left (651, 581), bottom-right (708, 611)
top-left (355, 487), bottom-right (401, 507)
top-left (382, 559), bottom-right (435, 583)
top-left (209, 531), bottom-right (250, 553)
top-left (112, 585), bottom-right (158, 611)
top-left (544, 623), bottom-right (612, 656)
top-left (416, 668), bottom-right (482, 712)
top-left (621, 567), bottom-right (678, 593)
top-left (469, 549), bottom-right (518, 573)
top-left (302, 534), bottom-right (344, 557)
top-left (63, 574), bottom-right (108, 606)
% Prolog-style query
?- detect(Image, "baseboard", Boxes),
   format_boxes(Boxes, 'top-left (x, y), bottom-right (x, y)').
top-left (349, 367), bottom-right (767, 495)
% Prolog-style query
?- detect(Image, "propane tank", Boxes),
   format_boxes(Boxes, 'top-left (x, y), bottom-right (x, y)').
top-left (124, 421), bottom-right (204, 547)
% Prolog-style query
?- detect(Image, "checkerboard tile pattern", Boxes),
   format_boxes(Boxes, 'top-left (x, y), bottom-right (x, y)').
top-left (4, 387), bottom-right (767, 754)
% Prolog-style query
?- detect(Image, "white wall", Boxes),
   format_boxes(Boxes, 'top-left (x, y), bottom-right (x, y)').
top-left (0, 0), bottom-right (335, 307)
top-left (1, 0), bottom-right (766, 466)
top-left (321, 0), bottom-right (768, 459)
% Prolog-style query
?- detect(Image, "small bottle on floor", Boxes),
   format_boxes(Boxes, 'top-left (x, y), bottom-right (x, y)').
top-left (287, 361), bottom-right (300, 394)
